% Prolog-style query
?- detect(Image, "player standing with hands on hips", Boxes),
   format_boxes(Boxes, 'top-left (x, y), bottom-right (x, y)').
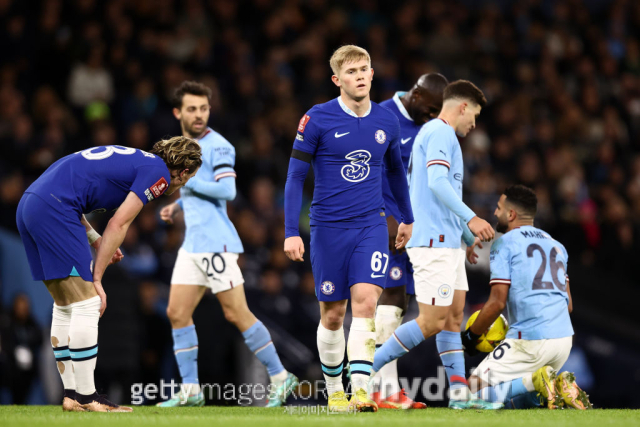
top-left (16, 137), bottom-right (202, 412)
top-left (371, 80), bottom-right (502, 410)
top-left (284, 45), bottom-right (414, 412)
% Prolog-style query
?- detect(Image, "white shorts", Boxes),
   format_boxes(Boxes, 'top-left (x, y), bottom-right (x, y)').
top-left (171, 248), bottom-right (244, 294)
top-left (406, 247), bottom-right (468, 306)
top-left (470, 336), bottom-right (573, 385)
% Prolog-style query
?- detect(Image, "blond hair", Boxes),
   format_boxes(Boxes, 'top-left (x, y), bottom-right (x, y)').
top-left (150, 136), bottom-right (202, 172)
top-left (329, 45), bottom-right (371, 76)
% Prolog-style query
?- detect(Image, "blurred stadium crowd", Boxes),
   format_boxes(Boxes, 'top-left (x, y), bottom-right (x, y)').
top-left (0, 0), bottom-right (639, 407)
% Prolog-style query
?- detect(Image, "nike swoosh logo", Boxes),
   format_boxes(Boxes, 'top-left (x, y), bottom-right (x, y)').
top-left (401, 137), bottom-right (412, 144)
top-left (335, 132), bottom-right (350, 138)
top-left (371, 274), bottom-right (385, 278)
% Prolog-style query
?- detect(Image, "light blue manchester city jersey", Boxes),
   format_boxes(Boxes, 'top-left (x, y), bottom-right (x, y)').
top-left (490, 225), bottom-right (573, 340)
top-left (406, 119), bottom-right (467, 249)
top-left (180, 128), bottom-right (243, 254)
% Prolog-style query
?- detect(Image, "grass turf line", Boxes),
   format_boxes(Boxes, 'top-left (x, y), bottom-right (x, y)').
top-left (0, 406), bottom-right (639, 427)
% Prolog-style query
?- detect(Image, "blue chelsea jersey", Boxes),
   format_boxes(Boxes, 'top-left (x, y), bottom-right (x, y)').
top-left (293, 97), bottom-right (404, 227)
top-left (25, 145), bottom-right (171, 215)
top-left (180, 128), bottom-right (243, 254)
top-left (490, 226), bottom-right (574, 340)
top-left (406, 119), bottom-right (466, 248)
top-left (379, 92), bottom-right (423, 220)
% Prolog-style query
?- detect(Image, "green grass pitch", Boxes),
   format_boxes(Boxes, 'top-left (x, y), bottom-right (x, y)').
top-left (1, 406), bottom-right (639, 427)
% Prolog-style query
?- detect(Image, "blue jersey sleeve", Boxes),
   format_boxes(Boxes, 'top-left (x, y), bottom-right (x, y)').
top-left (130, 165), bottom-right (171, 205)
top-left (383, 119), bottom-right (414, 224)
top-left (292, 112), bottom-right (320, 155)
top-left (284, 111), bottom-right (317, 238)
top-left (489, 237), bottom-right (512, 286)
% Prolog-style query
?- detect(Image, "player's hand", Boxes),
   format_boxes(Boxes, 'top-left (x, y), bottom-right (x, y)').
top-left (93, 280), bottom-right (107, 318)
top-left (468, 216), bottom-right (495, 242)
top-left (460, 328), bottom-right (481, 356)
top-left (284, 236), bottom-right (305, 262)
top-left (387, 216), bottom-right (403, 255)
top-left (160, 203), bottom-right (182, 224)
top-left (109, 247), bottom-right (124, 265)
top-left (91, 237), bottom-right (124, 265)
top-left (466, 237), bottom-right (483, 264)
top-left (395, 222), bottom-right (413, 250)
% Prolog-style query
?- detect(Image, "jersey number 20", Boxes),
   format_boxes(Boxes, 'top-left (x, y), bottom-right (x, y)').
top-left (526, 244), bottom-right (566, 292)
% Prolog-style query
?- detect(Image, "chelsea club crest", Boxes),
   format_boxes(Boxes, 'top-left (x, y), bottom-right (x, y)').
top-left (321, 281), bottom-right (335, 295)
top-left (375, 130), bottom-right (386, 144)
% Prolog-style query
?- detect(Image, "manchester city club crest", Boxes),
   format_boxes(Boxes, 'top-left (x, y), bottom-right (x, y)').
top-left (321, 281), bottom-right (335, 295)
top-left (390, 266), bottom-right (403, 280)
top-left (375, 129), bottom-right (386, 144)
top-left (438, 284), bottom-right (452, 298)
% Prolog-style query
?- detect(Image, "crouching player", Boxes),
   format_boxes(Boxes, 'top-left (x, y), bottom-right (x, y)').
top-left (462, 185), bottom-right (592, 410)
top-left (16, 138), bottom-right (202, 412)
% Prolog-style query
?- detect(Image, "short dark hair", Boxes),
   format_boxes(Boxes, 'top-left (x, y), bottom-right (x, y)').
top-left (443, 80), bottom-right (487, 107)
top-left (504, 185), bottom-right (537, 217)
top-left (173, 81), bottom-right (212, 109)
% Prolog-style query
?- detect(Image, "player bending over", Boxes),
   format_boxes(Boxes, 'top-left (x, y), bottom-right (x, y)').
top-left (16, 137), bottom-right (202, 412)
top-left (371, 80), bottom-right (502, 410)
top-left (284, 45), bottom-right (414, 412)
top-left (461, 185), bottom-right (591, 410)
top-left (371, 73), bottom-right (448, 410)
top-left (158, 81), bottom-right (297, 408)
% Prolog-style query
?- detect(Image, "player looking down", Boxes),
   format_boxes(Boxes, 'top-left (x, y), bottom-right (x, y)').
top-left (158, 81), bottom-right (297, 408)
top-left (284, 45), bottom-right (414, 412)
top-left (462, 185), bottom-right (591, 410)
top-left (16, 137), bottom-right (202, 412)
top-left (371, 80), bottom-right (501, 410)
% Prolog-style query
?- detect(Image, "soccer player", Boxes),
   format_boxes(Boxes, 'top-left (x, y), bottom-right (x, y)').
top-left (461, 185), bottom-right (591, 410)
top-left (284, 45), bottom-right (414, 413)
top-left (372, 73), bottom-right (448, 410)
top-left (158, 81), bottom-right (297, 408)
top-left (16, 137), bottom-right (202, 412)
top-left (371, 80), bottom-right (502, 410)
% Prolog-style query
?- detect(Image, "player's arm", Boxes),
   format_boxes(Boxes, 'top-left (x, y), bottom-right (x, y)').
top-left (81, 215), bottom-right (124, 264)
top-left (426, 133), bottom-right (494, 241)
top-left (183, 176), bottom-right (236, 200)
top-left (384, 124), bottom-right (414, 249)
top-left (462, 239), bottom-right (511, 355)
top-left (567, 280), bottom-right (573, 313)
top-left (284, 113), bottom-right (317, 261)
top-left (284, 150), bottom-right (311, 261)
top-left (184, 142), bottom-right (237, 200)
top-left (470, 284), bottom-right (509, 336)
top-left (92, 192), bottom-right (144, 316)
top-left (160, 199), bottom-right (182, 224)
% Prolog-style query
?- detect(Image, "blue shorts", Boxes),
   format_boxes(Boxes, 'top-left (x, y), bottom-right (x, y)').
top-left (16, 193), bottom-right (93, 282)
top-left (384, 251), bottom-right (415, 295)
top-left (310, 223), bottom-right (388, 302)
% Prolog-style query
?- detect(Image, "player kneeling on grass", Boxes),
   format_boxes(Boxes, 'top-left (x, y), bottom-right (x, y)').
top-left (462, 185), bottom-right (592, 410)
top-left (16, 137), bottom-right (202, 412)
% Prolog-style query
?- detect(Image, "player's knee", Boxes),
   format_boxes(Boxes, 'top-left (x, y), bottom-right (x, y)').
top-left (416, 313), bottom-right (446, 336)
top-left (322, 312), bottom-right (345, 330)
top-left (222, 306), bottom-right (239, 325)
top-left (166, 305), bottom-right (187, 327)
top-left (352, 296), bottom-right (377, 318)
